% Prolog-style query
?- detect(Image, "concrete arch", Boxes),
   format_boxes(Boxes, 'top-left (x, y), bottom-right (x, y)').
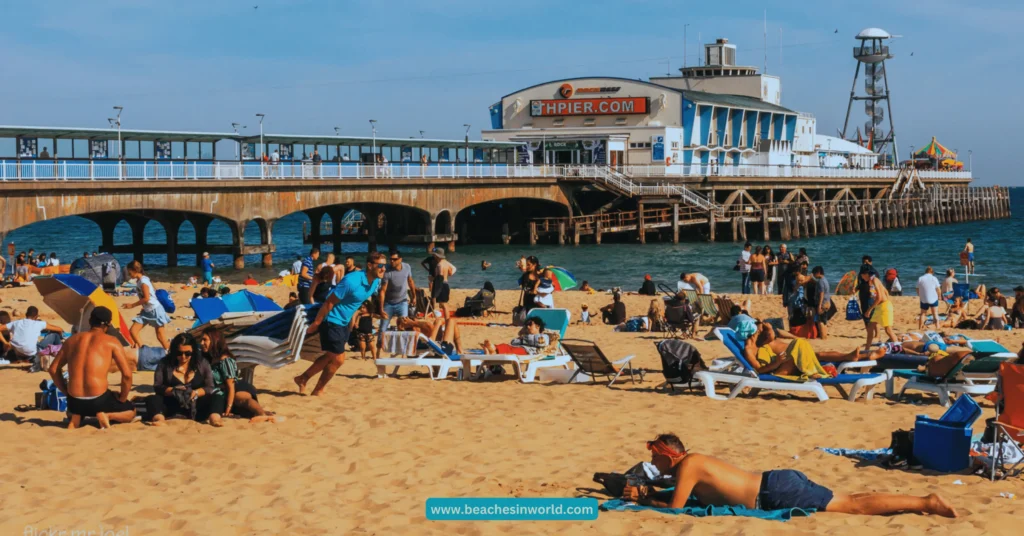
top-left (453, 197), bottom-right (570, 245)
top-left (433, 210), bottom-right (453, 236)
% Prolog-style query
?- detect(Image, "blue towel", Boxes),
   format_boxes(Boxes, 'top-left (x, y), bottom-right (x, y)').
top-left (818, 447), bottom-right (892, 462)
top-left (600, 499), bottom-right (814, 521)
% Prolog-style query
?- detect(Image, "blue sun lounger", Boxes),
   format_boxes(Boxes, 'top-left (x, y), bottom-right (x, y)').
top-left (691, 328), bottom-right (885, 402)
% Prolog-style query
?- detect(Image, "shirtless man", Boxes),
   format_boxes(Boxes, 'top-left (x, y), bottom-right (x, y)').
top-left (963, 238), bottom-right (975, 275)
top-left (47, 307), bottom-right (135, 429)
top-left (624, 434), bottom-right (956, 517)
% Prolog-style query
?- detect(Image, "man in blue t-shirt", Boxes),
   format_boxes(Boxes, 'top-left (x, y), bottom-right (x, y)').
top-left (200, 252), bottom-right (215, 285)
top-left (296, 251), bottom-right (386, 396)
top-left (297, 247), bottom-right (320, 305)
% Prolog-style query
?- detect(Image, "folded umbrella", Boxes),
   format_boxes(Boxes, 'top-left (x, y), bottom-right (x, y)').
top-left (32, 274), bottom-right (132, 345)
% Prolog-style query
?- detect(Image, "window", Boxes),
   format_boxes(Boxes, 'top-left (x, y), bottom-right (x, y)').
top-left (553, 118), bottom-right (564, 126)
top-left (583, 118), bottom-right (596, 126)
top-left (671, 141), bottom-right (679, 149)
top-left (615, 117), bottom-right (627, 125)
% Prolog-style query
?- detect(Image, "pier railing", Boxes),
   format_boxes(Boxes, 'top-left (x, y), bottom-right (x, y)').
top-left (0, 160), bottom-right (973, 182)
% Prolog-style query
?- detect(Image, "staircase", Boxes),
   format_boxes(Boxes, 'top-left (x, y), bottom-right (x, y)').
top-left (566, 165), bottom-right (721, 214)
top-left (889, 166), bottom-right (926, 199)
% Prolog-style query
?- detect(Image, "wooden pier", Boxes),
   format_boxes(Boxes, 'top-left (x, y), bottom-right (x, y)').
top-left (529, 185), bottom-right (1011, 245)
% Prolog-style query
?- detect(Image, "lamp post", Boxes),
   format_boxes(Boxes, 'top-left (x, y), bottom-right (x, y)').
top-left (968, 150), bottom-right (973, 173)
top-left (909, 145), bottom-right (914, 167)
top-left (255, 113), bottom-right (265, 157)
top-left (112, 106), bottom-right (123, 160)
top-left (463, 124), bottom-right (471, 164)
top-left (232, 122), bottom-right (245, 160)
top-left (683, 24), bottom-right (690, 69)
top-left (369, 119), bottom-right (378, 178)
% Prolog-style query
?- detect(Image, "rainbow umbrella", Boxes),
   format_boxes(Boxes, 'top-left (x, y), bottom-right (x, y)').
top-left (546, 266), bottom-right (578, 291)
top-left (913, 137), bottom-right (957, 161)
top-left (33, 274), bottom-right (132, 345)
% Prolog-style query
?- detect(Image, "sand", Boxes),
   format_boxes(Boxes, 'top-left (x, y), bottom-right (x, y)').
top-left (1, 279), bottom-right (1023, 536)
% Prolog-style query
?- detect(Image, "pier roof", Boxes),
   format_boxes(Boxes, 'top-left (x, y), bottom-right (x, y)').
top-left (683, 91), bottom-right (795, 114)
top-left (0, 126), bottom-right (519, 149)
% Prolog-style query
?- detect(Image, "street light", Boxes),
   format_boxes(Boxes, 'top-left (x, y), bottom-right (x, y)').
top-left (369, 119), bottom-right (378, 178)
top-left (255, 113), bottom-right (265, 157)
top-left (463, 124), bottom-right (471, 163)
top-left (112, 106), bottom-right (123, 160)
top-left (232, 122), bottom-right (246, 159)
top-left (419, 130), bottom-right (425, 139)
top-left (683, 24), bottom-right (690, 69)
top-left (909, 145), bottom-right (915, 166)
top-left (334, 127), bottom-right (340, 136)
top-left (968, 150), bottom-right (973, 173)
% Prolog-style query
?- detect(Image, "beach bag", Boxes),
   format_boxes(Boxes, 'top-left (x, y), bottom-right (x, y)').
top-left (511, 290), bottom-right (527, 326)
top-left (885, 429), bottom-right (915, 468)
top-left (38, 380), bottom-right (68, 412)
top-left (656, 339), bottom-right (705, 389)
top-left (138, 346), bottom-right (167, 371)
top-left (156, 289), bottom-right (176, 313)
top-left (846, 298), bottom-right (863, 321)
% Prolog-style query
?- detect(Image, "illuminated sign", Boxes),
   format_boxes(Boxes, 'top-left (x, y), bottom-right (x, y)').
top-left (530, 97), bottom-right (649, 117)
top-left (556, 84), bottom-right (620, 99)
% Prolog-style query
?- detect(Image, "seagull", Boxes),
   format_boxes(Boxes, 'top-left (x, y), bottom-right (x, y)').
top-left (253, 5), bottom-right (258, 9)
top-left (910, 52), bottom-right (914, 56)
top-left (834, 29), bottom-right (838, 33)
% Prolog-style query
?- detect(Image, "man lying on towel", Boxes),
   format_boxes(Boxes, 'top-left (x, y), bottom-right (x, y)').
top-left (623, 434), bottom-right (957, 517)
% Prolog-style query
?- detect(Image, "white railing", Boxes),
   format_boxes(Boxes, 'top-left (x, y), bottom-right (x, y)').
top-left (0, 161), bottom-right (571, 181)
top-left (0, 160), bottom-right (974, 182)
top-left (561, 165), bottom-right (720, 212)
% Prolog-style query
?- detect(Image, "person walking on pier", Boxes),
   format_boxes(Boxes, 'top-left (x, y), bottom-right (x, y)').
top-left (737, 243), bottom-right (752, 295)
top-left (123, 261), bottom-right (171, 350)
top-left (297, 248), bottom-right (320, 305)
top-left (201, 252), bottom-right (215, 286)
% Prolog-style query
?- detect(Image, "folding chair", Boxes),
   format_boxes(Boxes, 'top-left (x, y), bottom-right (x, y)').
top-left (990, 362), bottom-right (1024, 480)
top-left (561, 339), bottom-right (642, 387)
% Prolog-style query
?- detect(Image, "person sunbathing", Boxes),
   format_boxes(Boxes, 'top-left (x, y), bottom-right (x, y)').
top-left (743, 323), bottom-right (866, 379)
top-left (943, 297), bottom-right (965, 328)
top-left (396, 315), bottom-right (463, 355)
top-left (622, 434), bottom-right (957, 517)
top-left (480, 317), bottom-right (550, 356)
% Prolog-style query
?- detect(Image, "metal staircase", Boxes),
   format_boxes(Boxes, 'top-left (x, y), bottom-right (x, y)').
top-left (567, 165), bottom-right (721, 214)
top-left (889, 166), bottom-right (926, 199)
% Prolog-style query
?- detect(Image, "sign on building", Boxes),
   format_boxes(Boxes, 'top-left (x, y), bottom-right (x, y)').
top-left (530, 97), bottom-right (649, 117)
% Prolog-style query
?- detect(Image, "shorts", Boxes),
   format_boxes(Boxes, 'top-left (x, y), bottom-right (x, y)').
top-left (319, 323), bottom-right (350, 354)
top-left (869, 301), bottom-right (894, 328)
top-left (202, 271), bottom-right (214, 284)
top-left (355, 331), bottom-right (375, 345)
top-left (750, 269), bottom-right (766, 283)
top-left (920, 301), bottom-right (939, 311)
top-left (298, 286), bottom-right (312, 305)
top-left (133, 306), bottom-right (171, 327)
top-left (67, 390), bottom-right (135, 418)
top-left (757, 469), bottom-right (834, 512)
top-left (968, 253), bottom-right (975, 261)
top-left (432, 282), bottom-right (451, 304)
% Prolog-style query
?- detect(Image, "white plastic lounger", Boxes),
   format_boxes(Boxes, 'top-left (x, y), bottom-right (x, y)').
top-left (231, 308), bottom-right (307, 369)
top-left (374, 332), bottom-right (463, 380)
top-left (459, 308), bottom-right (574, 383)
top-left (696, 328), bottom-right (885, 402)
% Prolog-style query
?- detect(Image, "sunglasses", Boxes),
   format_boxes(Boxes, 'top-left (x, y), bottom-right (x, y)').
top-left (373, 262), bottom-right (387, 268)
top-left (176, 350), bottom-right (194, 357)
top-left (390, 257), bottom-right (401, 261)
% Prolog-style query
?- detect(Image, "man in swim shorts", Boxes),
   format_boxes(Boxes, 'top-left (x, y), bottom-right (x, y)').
top-left (964, 238), bottom-right (974, 275)
top-left (622, 434), bottom-right (957, 517)
top-left (47, 307), bottom-right (136, 429)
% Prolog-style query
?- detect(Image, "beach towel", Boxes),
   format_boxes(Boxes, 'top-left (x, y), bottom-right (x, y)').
top-left (381, 331), bottom-right (420, 356)
top-left (756, 339), bottom-right (829, 381)
top-left (600, 499), bottom-right (814, 521)
top-left (818, 447), bottom-right (892, 462)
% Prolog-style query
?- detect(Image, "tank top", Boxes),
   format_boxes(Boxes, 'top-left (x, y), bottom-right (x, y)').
top-left (139, 276), bottom-right (160, 312)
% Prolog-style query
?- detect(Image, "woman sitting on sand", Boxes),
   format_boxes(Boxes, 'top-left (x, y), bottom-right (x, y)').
top-left (200, 327), bottom-right (278, 424)
top-left (480, 316), bottom-right (550, 356)
top-left (144, 333), bottom-right (224, 426)
top-left (122, 260), bottom-right (171, 350)
top-left (613, 299), bottom-right (666, 333)
top-left (978, 296), bottom-right (1009, 330)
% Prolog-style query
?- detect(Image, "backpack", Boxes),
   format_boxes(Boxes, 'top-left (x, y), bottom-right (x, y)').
top-left (846, 298), bottom-right (863, 321)
top-left (155, 288), bottom-right (176, 313)
top-left (885, 429), bottom-right (915, 468)
top-left (655, 339), bottom-right (706, 389)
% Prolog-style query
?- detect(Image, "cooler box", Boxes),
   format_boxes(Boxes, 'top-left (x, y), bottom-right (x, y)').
top-left (912, 396), bottom-right (982, 473)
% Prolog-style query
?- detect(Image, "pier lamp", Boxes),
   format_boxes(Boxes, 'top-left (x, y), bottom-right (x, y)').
top-left (334, 127), bottom-right (340, 136)
top-left (683, 24), bottom-right (690, 69)
top-left (256, 113), bottom-right (265, 157)
top-left (369, 119), bottom-right (378, 178)
top-left (232, 123), bottom-right (246, 159)
top-left (968, 150), bottom-right (973, 172)
top-left (420, 130), bottom-right (425, 139)
top-left (112, 106), bottom-right (123, 160)
top-left (909, 145), bottom-right (915, 166)
top-left (464, 124), bottom-right (471, 163)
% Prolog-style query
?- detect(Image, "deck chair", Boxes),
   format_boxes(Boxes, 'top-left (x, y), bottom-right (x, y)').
top-left (374, 332), bottom-right (463, 380)
top-left (230, 308), bottom-right (307, 366)
top-left (989, 362), bottom-right (1024, 480)
top-left (713, 296), bottom-right (737, 325)
top-left (692, 327), bottom-right (884, 402)
top-left (462, 308), bottom-right (573, 383)
top-left (462, 289), bottom-right (496, 317)
top-left (664, 303), bottom-right (699, 338)
top-left (561, 339), bottom-right (641, 387)
top-left (412, 288), bottom-right (433, 317)
top-left (895, 353), bottom-right (1011, 407)
top-left (694, 293), bottom-right (718, 321)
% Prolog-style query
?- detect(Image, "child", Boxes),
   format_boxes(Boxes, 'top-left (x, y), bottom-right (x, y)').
top-left (580, 304), bottom-right (591, 324)
top-left (351, 304), bottom-right (378, 359)
top-left (480, 317), bottom-right (549, 356)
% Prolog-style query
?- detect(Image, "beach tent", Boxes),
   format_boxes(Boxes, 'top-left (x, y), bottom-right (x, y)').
top-left (190, 289), bottom-right (283, 325)
top-left (913, 137), bottom-right (957, 161)
top-left (32, 274), bottom-right (132, 345)
top-left (69, 254), bottom-right (123, 289)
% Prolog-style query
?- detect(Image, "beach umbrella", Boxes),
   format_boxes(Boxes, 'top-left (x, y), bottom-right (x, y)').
top-left (32, 274), bottom-right (132, 345)
top-left (913, 137), bottom-right (956, 161)
top-left (546, 266), bottom-right (578, 291)
top-left (190, 289), bottom-right (283, 325)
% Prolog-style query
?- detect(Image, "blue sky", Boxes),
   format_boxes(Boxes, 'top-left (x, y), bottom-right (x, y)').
top-left (0, 0), bottom-right (1018, 184)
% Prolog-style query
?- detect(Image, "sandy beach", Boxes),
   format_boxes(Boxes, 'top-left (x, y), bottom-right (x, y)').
top-left (2, 280), bottom-right (1023, 535)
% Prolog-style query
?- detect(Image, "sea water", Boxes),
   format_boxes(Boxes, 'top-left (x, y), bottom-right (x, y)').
top-left (5, 188), bottom-right (1021, 293)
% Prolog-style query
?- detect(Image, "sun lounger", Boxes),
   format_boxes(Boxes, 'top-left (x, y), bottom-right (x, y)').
top-left (374, 332), bottom-right (463, 380)
top-left (694, 293), bottom-right (718, 321)
top-left (230, 307), bottom-right (308, 370)
top-left (989, 362), bottom-right (1024, 480)
top-left (692, 328), bottom-right (885, 402)
top-left (561, 339), bottom-right (641, 387)
top-left (895, 354), bottom-right (1013, 407)
top-left (460, 308), bottom-right (573, 383)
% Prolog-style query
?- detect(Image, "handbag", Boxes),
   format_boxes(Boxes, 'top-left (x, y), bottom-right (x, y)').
top-left (511, 289), bottom-right (527, 326)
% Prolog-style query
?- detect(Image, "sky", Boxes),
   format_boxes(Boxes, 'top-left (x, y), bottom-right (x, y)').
top-left (0, 0), bottom-right (1019, 185)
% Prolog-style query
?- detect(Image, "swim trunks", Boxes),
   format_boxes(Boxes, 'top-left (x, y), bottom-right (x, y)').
top-left (757, 469), bottom-right (834, 511)
top-left (869, 301), bottom-right (894, 327)
top-left (319, 323), bottom-right (350, 354)
top-left (920, 301), bottom-right (939, 311)
top-left (968, 253), bottom-right (975, 262)
top-left (67, 390), bottom-right (134, 418)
